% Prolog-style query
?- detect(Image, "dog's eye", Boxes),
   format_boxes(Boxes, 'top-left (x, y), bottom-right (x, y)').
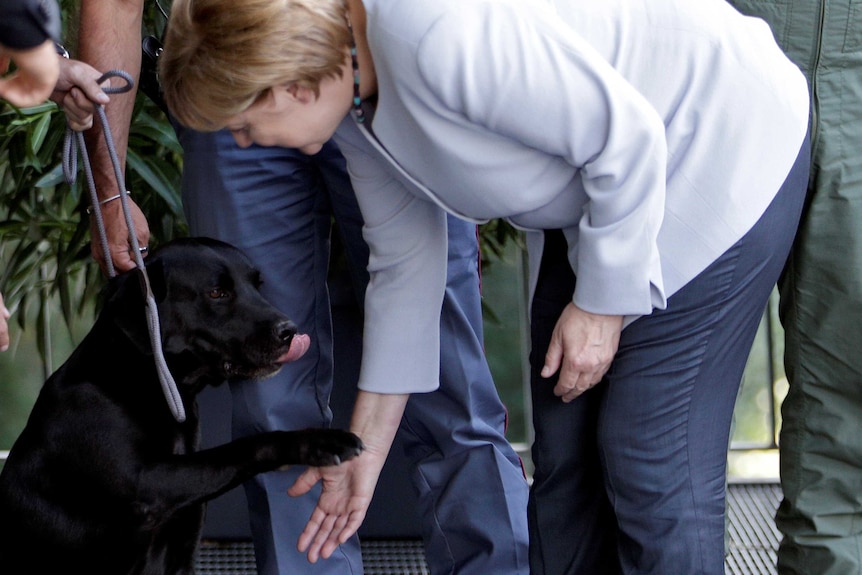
top-left (208, 288), bottom-right (229, 300)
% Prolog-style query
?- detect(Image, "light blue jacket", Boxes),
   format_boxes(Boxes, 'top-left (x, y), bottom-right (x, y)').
top-left (334, 0), bottom-right (809, 394)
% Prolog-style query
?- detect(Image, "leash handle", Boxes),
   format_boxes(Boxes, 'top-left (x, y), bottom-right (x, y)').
top-left (62, 70), bottom-right (186, 423)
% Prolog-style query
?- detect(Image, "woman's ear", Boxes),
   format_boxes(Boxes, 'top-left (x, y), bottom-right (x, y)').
top-left (284, 82), bottom-right (315, 103)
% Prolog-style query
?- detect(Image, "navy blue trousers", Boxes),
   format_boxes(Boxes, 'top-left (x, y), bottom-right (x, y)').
top-left (175, 127), bottom-right (529, 575)
top-left (528, 138), bottom-right (810, 575)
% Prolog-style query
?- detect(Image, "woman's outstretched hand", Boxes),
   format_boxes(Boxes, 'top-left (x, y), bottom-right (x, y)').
top-left (288, 390), bottom-right (409, 563)
top-left (288, 446), bottom-right (386, 562)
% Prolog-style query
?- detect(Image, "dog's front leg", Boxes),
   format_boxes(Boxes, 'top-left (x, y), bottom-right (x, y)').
top-left (133, 428), bottom-right (363, 526)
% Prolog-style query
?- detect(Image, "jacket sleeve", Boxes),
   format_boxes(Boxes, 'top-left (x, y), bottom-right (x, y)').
top-left (334, 118), bottom-right (449, 394)
top-left (0, 0), bottom-right (62, 50)
top-left (418, 0), bottom-right (667, 317)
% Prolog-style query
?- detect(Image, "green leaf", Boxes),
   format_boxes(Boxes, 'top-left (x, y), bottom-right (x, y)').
top-left (126, 149), bottom-right (183, 215)
top-left (34, 163), bottom-right (66, 188)
top-left (16, 102), bottom-right (58, 116)
top-left (131, 119), bottom-right (183, 154)
top-left (29, 113), bottom-right (52, 155)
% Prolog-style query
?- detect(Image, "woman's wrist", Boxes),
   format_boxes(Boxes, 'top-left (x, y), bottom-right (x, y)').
top-left (349, 390), bottom-right (409, 456)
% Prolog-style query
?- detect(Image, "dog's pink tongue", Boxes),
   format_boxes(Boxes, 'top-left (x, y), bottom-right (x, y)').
top-left (278, 334), bottom-right (310, 363)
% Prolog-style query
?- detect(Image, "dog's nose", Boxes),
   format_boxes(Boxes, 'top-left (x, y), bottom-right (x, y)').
top-left (275, 319), bottom-right (297, 343)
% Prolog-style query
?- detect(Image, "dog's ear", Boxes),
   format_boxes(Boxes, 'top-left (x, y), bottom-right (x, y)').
top-left (107, 269), bottom-right (152, 355)
top-left (108, 258), bottom-right (172, 355)
top-left (141, 258), bottom-right (167, 303)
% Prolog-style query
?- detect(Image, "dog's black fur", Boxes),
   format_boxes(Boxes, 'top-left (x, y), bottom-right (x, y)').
top-left (0, 237), bottom-right (362, 575)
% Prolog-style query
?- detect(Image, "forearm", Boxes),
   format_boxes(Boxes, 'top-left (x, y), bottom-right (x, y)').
top-left (349, 390), bottom-right (409, 459)
top-left (77, 0), bottom-right (143, 198)
top-left (347, 390), bottom-right (410, 511)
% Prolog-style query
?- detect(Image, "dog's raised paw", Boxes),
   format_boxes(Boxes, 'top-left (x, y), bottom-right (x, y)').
top-left (296, 429), bottom-right (364, 467)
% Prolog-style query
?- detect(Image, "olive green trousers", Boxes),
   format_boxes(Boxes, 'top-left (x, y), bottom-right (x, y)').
top-left (726, 1), bottom-right (862, 573)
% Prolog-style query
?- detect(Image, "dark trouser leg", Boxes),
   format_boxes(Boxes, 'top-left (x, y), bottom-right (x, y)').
top-left (178, 128), bottom-right (364, 575)
top-left (529, 138), bottom-right (809, 575)
top-left (528, 228), bottom-right (621, 575)
top-left (401, 216), bottom-right (530, 575)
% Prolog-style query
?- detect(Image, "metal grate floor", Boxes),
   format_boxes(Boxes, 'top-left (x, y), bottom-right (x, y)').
top-left (725, 482), bottom-right (783, 575)
top-left (195, 539), bottom-right (429, 575)
top-left (195, 482), bottom-right (782, 575)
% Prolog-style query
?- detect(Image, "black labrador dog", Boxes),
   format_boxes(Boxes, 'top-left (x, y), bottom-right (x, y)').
top-left (0, 237), bottom-right (362, 575)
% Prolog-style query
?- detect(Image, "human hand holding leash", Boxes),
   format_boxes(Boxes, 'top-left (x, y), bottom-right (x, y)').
top-left (88, 198), bottom-right (150, 274)
top-left (50, 57), bottom-right (110, 131)
top-left (52, 60), bottom-right (150, 274)
top-left (541, 303), bottom-right (623, 402)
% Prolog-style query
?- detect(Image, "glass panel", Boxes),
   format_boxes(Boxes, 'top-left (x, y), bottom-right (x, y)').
top-left (481, 239), bottom-right (531, 448)
top-left (728, 290), bottom-right (785, 480)
top-left (0, 300), bottom-right (87, 473)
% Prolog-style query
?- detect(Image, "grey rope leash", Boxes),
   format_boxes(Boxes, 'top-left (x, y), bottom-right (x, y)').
top-left (62, 70), bottom-right (186, 423)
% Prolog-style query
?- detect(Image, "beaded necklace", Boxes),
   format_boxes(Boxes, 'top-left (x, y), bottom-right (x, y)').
top-left (350, 31), bottom-right (365, 123)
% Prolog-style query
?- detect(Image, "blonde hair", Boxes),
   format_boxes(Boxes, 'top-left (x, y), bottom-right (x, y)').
top-left (160, 0), bottom-right (351, 131)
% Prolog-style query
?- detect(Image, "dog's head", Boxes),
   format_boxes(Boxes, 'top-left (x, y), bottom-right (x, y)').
top-left (105, 237), bottom-right (309, 386)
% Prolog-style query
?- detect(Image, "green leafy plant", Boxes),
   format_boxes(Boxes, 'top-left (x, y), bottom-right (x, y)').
top-left (0, 77), bottom-right (185, 377)
top-left (0, 2), bottom-right (183, 373)
top-left (479, 219), bottom-right (524, 323)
